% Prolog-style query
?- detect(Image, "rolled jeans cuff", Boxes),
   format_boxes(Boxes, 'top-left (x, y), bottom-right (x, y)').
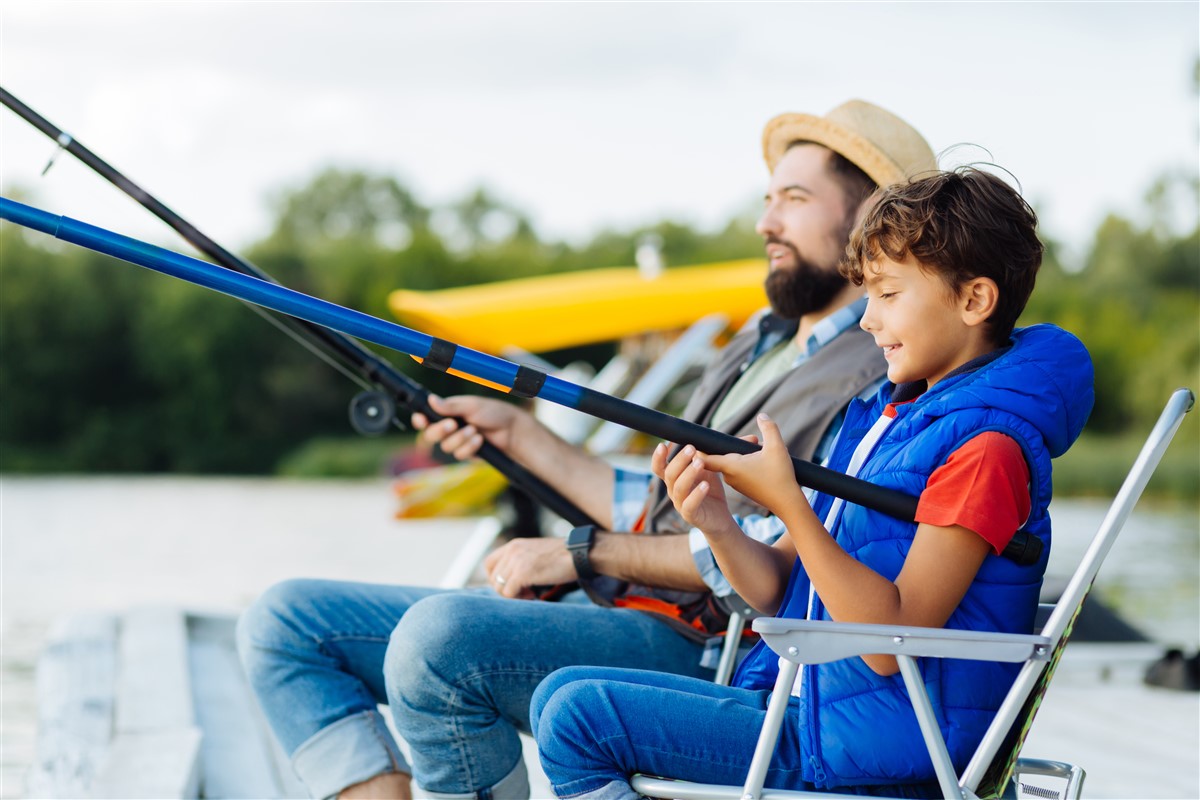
top-left (290, 709), bottom-right (409, 799)
top-left (552, 779), bottom-right (638, 800)
top-left (420, 758), bottom-right (529, 800)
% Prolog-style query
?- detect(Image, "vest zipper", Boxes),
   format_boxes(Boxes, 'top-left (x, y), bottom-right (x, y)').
top-left (804, 616), bottom-right (827, 786)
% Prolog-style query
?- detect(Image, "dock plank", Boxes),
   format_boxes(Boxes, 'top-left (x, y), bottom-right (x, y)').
top-left (89, 607), bottom-right (204, 799)
top-left (188, 614), bottom-right (307, 798)
top-left (114, 606), bottom-right (194, 732)
top-left (90, 728), bottom-right (203, 799)
top-left (1022, 645), bottom-right (1200, 799)
top-left (24, 613), bottom-right (117, 798)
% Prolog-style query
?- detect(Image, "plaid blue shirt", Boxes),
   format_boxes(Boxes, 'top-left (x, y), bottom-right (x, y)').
top-left (611, 298), bottom-right (879, 597)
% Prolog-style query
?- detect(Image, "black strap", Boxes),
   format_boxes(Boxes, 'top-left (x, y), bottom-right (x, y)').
top-left (511, 365), bottom-right (546, 398)
top-left (424, 338), bottom-right (457, 372)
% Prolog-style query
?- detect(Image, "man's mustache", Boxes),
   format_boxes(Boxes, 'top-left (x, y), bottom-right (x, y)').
top-left (765, 235), bottom-right (790, 248)
top-left (764, 235), bottom-right (801, 260)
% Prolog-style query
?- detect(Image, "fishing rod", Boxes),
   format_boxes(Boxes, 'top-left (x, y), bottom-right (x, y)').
top-left (0, 197), bottom-right (1043, 566)
top-left (0, 87), bottom-right (598, 530)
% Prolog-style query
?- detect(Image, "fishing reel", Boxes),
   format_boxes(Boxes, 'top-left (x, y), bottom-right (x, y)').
top-left (349, 390), bottom-right (398, 436)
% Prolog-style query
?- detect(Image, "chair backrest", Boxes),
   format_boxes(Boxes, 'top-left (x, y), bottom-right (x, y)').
top-left (970, 388), bottom-right (1194, 797)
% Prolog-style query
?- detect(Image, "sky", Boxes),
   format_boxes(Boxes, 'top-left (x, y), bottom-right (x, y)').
top-left (1, 1), bottom-right (1197, 270)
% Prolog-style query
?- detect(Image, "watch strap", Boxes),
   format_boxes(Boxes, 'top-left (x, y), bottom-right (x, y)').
top-left (566, 524), bottom-right (598, 580)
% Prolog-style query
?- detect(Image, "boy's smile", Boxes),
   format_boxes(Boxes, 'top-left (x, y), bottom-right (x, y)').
top-left (860, 253), bottom-right (997, 387)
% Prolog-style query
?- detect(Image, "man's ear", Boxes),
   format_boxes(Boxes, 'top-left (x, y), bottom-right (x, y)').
top-left (961, 277), bottom-right (1000, 328)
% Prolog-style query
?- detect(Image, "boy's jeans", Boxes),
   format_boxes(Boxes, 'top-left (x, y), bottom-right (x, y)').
top-left (530, 665), bottom-right (797, 799)
top-left (236, 579), bottom-right (710, 799)
top-left (530, 666), bottom-right (938, 800)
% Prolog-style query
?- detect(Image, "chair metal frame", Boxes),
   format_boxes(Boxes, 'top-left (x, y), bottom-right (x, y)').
top-left (633, 388), bottom-right (1194, 800)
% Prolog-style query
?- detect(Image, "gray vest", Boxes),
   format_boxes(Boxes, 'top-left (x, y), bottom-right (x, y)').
top-left (644, 314), bottom-right (886, 530)
top-left (595, 310), bottom-right (887, 640)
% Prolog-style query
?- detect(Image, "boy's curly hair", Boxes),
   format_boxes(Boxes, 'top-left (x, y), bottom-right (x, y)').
top-left (841, 167), bottom-right (1043, 343)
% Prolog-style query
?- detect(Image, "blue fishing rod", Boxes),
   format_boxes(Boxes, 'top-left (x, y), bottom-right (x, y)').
top-left (0, 87), bottom-right (598, 531)
top-left (0, 196), bottom-right (1045, 566)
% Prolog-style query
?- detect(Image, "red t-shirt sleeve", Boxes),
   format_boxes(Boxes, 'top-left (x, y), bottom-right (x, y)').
top-left (915, 431), bottom-right (1031, 555)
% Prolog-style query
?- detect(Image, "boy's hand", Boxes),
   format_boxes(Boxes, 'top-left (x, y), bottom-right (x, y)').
top-left (652, 442), bottom-right (740, 538)
top-left (700, 414), bottom-right (809, 519)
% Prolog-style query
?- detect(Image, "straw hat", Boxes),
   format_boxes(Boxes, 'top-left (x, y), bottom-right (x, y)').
top-left (762, 100), bottom-right (937, 187)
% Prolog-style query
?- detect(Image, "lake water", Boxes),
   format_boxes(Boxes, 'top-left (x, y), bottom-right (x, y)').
top-left (2, 476), bottom-right (1197, 797)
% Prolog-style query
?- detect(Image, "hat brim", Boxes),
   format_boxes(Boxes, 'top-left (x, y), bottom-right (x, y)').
top-left (762, 113), bottom-right (905, 189)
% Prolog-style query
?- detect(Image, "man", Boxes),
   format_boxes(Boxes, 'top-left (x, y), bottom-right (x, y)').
top-left (237, 100), bottom-right (936, 800)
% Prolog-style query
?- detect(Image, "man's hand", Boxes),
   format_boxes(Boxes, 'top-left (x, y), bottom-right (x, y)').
top-left (483, 537), bottom-right (578, 599)
top-left (413, 393), bottom-right (618, 529)
top-left (411, 394), bottom-right (525, 460)
top-left (651, 442), bottom-right (741, 539)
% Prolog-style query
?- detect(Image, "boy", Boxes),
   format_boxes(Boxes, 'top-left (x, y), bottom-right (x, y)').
top-left (530, 168), bottom-right (1095, 798)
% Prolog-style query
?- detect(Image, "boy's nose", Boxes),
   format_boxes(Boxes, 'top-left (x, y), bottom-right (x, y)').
top-left (860, 301), bottom-right (878, 333)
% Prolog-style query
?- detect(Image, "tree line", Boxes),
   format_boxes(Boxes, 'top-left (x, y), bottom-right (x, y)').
top-left (1, 167), bottom-right (1196, 492)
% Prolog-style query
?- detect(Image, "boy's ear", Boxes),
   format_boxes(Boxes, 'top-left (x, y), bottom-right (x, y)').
top-left (960, 277), bottom-right (1000, 328)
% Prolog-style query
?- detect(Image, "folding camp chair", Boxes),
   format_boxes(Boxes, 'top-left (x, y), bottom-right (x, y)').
top-left (633, 387), bottom-right (1194, 800)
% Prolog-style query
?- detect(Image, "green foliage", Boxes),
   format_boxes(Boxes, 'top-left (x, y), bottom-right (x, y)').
top-left (267, 168), bottom-right (430, 252)
top-left (0, 167), bottom-right (760, 475)
top-left (1, 231), bottom-right (152, 470)
top-left (1, 164), bottom-right (1195, 498)
top-left (0, 225), bottom-right (352, 473)
top-left (1020, 173), bottom-right (1200, 440)
top-left (276, 434), bottom-right (415, 478)
top-left (1053, 426), bottom-right (1199, 501)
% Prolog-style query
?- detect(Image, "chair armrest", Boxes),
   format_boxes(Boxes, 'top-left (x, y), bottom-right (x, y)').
top-left (752, 617), bottom-right (1051, 665)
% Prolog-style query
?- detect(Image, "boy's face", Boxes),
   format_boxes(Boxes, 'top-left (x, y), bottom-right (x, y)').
top-left (859, 253), bottom-right (988, 387)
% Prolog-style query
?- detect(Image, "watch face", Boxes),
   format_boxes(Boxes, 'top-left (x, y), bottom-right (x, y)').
top-left (568, 525), bottom-right (594, 549)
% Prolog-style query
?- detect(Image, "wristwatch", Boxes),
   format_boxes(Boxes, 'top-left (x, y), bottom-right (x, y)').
top-left (566, 524), bottom-right (598, 580)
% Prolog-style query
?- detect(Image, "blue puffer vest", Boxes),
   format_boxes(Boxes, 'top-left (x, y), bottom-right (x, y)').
top-left (732, 324), bottom-right (1094, 792)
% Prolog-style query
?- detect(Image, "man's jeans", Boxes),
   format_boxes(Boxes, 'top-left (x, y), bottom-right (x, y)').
top-left (236, 579), bottom-right (711, 799)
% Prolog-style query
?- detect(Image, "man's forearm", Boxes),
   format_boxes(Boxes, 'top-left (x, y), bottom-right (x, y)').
top-left (588, 532), bottom-right (708, 592)
top-left (504, 412), bottom-right (616, 529)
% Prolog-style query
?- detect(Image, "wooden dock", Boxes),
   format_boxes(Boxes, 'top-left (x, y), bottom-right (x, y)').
top-left (25, 608), bottom-right (304, 798)
top-left (23, 606), bottom-right (1200, 799)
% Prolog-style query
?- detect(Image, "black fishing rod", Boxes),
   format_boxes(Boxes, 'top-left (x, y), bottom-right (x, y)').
top-left (0, 87), bottom-right (598, 530)
top-left (0, 197), bottom-right (1044, 567)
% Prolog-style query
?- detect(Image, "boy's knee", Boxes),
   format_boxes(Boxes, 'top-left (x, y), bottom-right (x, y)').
top-left (533, 674), bottom-right (606, 761)
top-left (530, 667), bottom-right (596, 743)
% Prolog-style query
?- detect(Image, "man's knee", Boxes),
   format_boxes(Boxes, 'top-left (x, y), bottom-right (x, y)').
top-left (236, 577), bottom-right (323, 676)
top-left (384, 592), bottom-right (493, 706)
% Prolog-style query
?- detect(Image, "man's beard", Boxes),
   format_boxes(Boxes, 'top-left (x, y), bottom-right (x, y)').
top-left (763, 238), bottom-right (848, 320)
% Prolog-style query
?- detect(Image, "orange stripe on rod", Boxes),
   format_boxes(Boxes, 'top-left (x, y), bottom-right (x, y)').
top-left (410, 355), bottom-right (512, 394)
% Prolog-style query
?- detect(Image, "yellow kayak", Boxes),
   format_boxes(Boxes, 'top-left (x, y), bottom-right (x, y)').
top-left (388, 258), bottom-right (766, 353)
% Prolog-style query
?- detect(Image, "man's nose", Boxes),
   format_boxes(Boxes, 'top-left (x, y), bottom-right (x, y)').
top-left (755, 207), bottom-right (778, 238)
